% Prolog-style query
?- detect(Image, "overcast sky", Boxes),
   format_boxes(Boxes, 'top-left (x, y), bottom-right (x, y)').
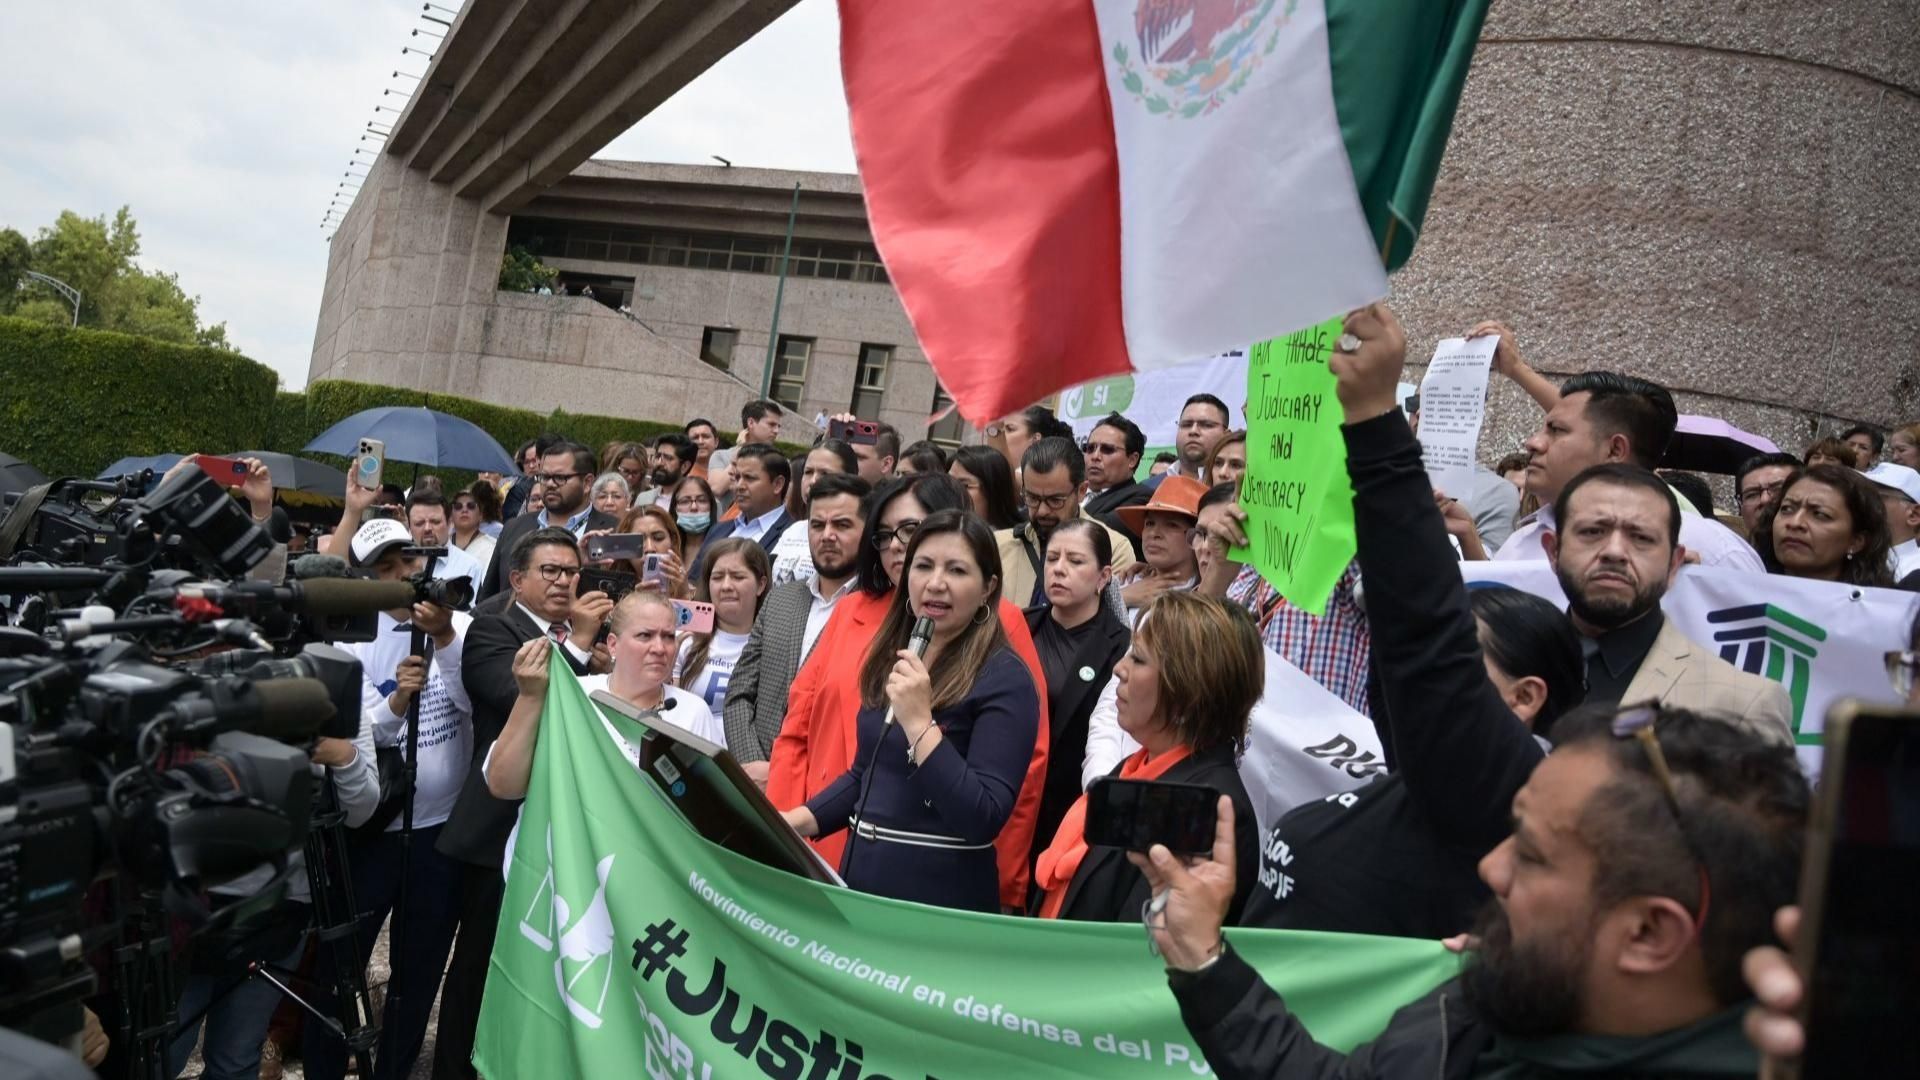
top-left (0, 0), bottom-right (853, 389)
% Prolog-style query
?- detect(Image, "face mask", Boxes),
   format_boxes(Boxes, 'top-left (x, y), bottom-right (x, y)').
top-left (677, 512), bottom-right (712, 535)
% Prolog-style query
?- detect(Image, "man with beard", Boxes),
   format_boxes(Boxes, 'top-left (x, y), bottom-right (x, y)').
top-left (995, 437), bottom-right (1134, 608)
top-left (721, 473), bottom-right (871, 786)
top-left (1139, 703), bottom-right (1809, 1079)
top-left (633, 432), bottom-right (696, 508)
top-left (1545, 464), bottom-right (1791, 742)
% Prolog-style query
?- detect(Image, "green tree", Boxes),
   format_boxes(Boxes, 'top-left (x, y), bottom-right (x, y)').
top-left (499, 245), bottom-right (559, 293)
top-left (0, 206), bottom-right (231, 348)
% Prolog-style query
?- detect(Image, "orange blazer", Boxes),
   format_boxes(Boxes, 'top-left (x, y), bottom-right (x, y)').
top-left (768, 591), bottom-right (1050, 908)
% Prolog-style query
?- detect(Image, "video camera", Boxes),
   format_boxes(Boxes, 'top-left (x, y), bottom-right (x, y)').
top-left (0, 466), bottom-right (411, 1066)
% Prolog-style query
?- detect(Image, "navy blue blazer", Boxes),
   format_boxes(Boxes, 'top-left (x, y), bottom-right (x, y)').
top-left (692, 507), bottom-right (793, 577)
top-left (807, 647), bottom-right (1041, 913)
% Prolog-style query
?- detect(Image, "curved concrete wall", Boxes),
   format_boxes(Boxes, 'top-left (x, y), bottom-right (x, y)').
top-left (1393, 1), bottom-right (1920, 467)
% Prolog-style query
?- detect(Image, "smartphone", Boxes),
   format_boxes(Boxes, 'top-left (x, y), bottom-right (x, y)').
top-left (577, 567), bottom-right (637, 603)
top-left (1775, 701), bottom-right (1920, 1077)
top-left (671, 598), bottom-right (715, 635)
top-left (641, 552), bottom-right (666, 585)
top-left (1084, 778), bottom-right (1219, 856)
top-left (192, 454), bottom-right (248, 484)
top-left (585, 533), bottom-right (648, 562)
top-left (354, 438), bottom-right (385, 492)
top-left (828, 418), bottom-right (881, 446)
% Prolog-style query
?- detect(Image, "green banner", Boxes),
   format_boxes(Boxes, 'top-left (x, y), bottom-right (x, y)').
top-left (1230, 316), bottom-right (1357, 616)
top-left (475, 665), bottom-right (1454, 1078)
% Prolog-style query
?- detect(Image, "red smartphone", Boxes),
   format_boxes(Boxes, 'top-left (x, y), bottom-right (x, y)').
top-left (193, 454), bottom-right (248, 484)
top-left (671, 599), bottom-right (715, 635)
top-left (828, 418), bottom-right (881, 446)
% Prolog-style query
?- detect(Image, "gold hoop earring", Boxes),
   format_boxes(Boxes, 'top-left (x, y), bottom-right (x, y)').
top-left (971, 605), bottom-right (991, 627)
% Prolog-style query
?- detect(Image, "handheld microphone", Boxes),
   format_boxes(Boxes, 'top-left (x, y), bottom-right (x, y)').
top-left (881, 615), bottom-right (937, 728)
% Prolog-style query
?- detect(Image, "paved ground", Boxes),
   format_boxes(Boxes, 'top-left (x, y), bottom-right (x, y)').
top-left (182, 919), bottom-right (446, 1080)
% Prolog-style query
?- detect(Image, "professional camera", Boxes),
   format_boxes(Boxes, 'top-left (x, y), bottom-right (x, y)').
top-left (395, 545), bottom-right (475, 612)
top-left (0, 467), bottom-right (403, 1073)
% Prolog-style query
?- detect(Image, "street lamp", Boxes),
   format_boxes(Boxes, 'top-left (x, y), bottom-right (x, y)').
top-left (20, 270), bottom-right (81, 327)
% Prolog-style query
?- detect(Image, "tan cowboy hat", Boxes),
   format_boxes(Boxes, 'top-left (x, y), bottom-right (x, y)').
top-left (1117, 474), bottom-right (1208, 535)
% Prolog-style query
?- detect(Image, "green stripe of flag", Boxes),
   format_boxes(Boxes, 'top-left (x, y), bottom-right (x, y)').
top-left (1325, 0), bottom-right (1494, 269)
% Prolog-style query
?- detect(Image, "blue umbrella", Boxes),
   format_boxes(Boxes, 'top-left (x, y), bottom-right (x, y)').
top-left (98, 453), bottom-right (184, 481)
top-left (304, 406), bottom-right (518, 474)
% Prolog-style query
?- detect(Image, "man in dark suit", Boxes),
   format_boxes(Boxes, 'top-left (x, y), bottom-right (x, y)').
top-left (1080, 412), bottom-right (1153, 558)
top-left (479, 439), bottom-right (617, 600)
top-left (693, 443), bottom-right (793, 576)
top-left (432, 526), bottom-right (609, 1079)
top-left (722, 473), bottom-right (870, 783)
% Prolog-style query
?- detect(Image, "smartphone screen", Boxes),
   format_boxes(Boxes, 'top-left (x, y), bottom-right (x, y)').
top-left (1084, 778), bottom-right (1218, 856)
top-left (1796, 705), bottom-right (1920, 1074)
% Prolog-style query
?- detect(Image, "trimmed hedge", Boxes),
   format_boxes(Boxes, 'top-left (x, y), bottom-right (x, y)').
top-left (1, 318), bottom-right (807, 490)
top-left (0, 317), bottom-right (281, 478)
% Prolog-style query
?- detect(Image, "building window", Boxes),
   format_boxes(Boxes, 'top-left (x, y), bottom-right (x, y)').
top-left (700, 327), bottom-right (738, 372)
top-left (851, 344), bottom-right (892, 417)
top-left (771, 336), bottom-right (813, 411)
top-left (927, 381), bottom-right (966, 448)
top-left (505, 217), bottom-right (889, 285)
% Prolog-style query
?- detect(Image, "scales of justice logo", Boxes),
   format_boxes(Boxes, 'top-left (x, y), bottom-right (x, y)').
top-left (519, 825), bottom-right (619, 1029)
top-left (1111, 0), bottom-right (1292, 119)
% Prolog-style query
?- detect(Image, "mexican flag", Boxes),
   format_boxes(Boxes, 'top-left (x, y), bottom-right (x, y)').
top-left (839, 0), bottom-right (1491, 423)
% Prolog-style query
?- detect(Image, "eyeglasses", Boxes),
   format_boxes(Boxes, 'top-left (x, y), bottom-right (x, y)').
top-left (673, 496), bottom-right (713, 511)
top-left (1738, 481), bottom-right (1788, 505)
top-left (1887, 651), bottom-right (1920, 697)
top-left (1177, 419), bottom-right (1224, 432)
top-left (1609, 707), bottom-right (1711, 930)
top-left (536, 563), bottom-right (583, 582)
top-left (870, 519), bottom-right (922, 549)
top-left (534, 472), bottom-right (584, 485)
top-left (1081, 440), bottom-right (1125, 457)
top-left (452, 500), bottom-right (479, 512)
top-left (1023, 490), bottom-right (1074, 512)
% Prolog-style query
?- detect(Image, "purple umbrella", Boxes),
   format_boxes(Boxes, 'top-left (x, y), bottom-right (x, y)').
top-left (1661, 415), bottom-right (1781, 475)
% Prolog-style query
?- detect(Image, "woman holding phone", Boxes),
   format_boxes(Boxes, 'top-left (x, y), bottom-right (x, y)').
top-left (582, 505), bottom-right (688, 599)
top-left (781, 511), bottom-right (1041, 912)
top-left (1032, 591), bottom-right (1261, 922)
top-left (675, 537), bottom-right (769, 714)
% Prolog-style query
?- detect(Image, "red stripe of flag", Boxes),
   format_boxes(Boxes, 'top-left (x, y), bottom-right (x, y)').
top-left (838, 0), bottom-right (1131, 425)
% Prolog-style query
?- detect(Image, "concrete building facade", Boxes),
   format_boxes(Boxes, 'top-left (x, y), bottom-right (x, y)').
top-left (311, 158), bottom-right (958, 441)
top-left (314, 0), bottom-right (1920, 470)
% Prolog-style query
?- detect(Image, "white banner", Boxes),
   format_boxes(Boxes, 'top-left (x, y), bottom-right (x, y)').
top-left (1058, 351), bottom-right (1247, 457)
top-left (1462, 562), bottom-right (1918, 771)
top-left (1242, 646), bottom-right (1384, 835)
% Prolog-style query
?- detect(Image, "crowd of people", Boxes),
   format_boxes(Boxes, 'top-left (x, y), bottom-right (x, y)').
top-left (156, 306), bottom-right (1910, 1079)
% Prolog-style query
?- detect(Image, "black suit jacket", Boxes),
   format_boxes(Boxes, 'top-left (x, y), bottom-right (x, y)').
top-left (479, 507), bottom-right (618, 599)
top-left (692, 508), bottom-right (793, 578)
top-left (1024, 603), bottom-right (1131, 866)
top-left (1084, 481), bottom-right (1151, 559)
top-left (435, 604), bottom-right (591, 868)
top-left (1052, 743), bottom-right (1259, 925)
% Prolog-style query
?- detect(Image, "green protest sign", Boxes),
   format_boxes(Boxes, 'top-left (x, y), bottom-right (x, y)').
top-left (1231, 315), bottom-right (1356, 617)
top-left (475, 665), bottom-right (1455, 1079)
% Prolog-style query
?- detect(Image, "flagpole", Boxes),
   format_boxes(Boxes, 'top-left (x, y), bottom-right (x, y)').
top-left (760, 182), bottom-right (802, 399)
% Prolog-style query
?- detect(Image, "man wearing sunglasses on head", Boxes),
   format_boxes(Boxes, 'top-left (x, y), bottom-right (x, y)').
top-left (435, 526), bottom-right (603, 1078)
top-left (479, 438), bottom-right (619, 602)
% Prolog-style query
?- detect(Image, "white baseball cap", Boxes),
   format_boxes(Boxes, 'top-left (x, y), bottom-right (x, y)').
top-left (1864, 462), bottom-right (1920, 504)
top-left (350, 518), bottom-right (413, 566)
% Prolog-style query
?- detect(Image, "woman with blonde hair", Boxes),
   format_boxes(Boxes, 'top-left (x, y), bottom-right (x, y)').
top-left (1202, 430), bottom-right (1248, 489)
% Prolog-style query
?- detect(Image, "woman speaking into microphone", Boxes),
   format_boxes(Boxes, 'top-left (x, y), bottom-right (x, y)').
top-left (782, 510), bottom-right (1041, 912)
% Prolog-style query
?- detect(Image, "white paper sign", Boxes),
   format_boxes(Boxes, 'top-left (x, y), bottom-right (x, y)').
top-left (1416, 336), bottom-right (1498, 497)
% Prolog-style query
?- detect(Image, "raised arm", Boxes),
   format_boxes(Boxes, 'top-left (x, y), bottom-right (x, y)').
top-left (1336, 306), bottom-right (1543, 851)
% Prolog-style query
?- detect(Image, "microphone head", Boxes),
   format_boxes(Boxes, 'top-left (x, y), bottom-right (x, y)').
top-left (908, 615), bottom-right (935, 649)
top-left (290, 553), bottom-right (351, 580)
top-left (295, 577), bottom-right (417, 616)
